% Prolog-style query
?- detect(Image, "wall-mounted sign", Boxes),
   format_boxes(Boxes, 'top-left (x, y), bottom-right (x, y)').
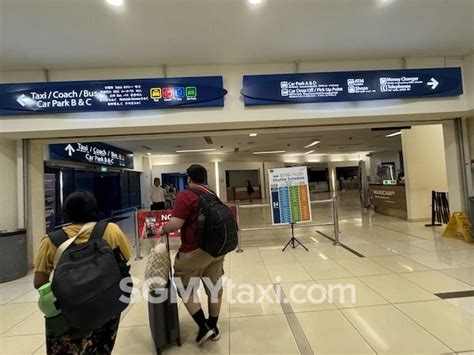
top-left (49, 142), bottom-right (134, 169)
top-left (0, 76), bottom-right (226, 115)
top-left (269, 166), bottom-right (312, 225)
top-left (242, 67), bottom-right (463, 106)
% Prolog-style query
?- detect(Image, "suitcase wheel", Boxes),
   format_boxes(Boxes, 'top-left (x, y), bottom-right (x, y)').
top-left (176, 338), bottom-right (182, 347)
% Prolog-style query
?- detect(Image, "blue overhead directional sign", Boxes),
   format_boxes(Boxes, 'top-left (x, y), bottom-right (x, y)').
top-left (241, 67), bottom-right (463, 106)
top-left (50, 142), bottom-right (134, 169)
top-left (0, 76), bottom-right (227, 115)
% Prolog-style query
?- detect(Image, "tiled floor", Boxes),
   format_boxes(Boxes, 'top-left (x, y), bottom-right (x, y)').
top-left (1, 191), bottom-right (474, 354)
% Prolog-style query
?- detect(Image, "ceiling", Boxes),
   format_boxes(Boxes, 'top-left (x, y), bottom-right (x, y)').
top-left (104, 127), bottom-right (403, 156)
top-left (1, 0), bottom-right (473, 71)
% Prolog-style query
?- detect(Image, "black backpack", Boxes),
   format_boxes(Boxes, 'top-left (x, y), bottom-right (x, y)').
top-left (48, 221), bottom-right (132, 336)
top-left (190, 188), bottom-right (238, 257)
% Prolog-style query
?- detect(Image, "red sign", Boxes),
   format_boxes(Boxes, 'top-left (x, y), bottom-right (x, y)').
top-left (137, 204), bottom-right (237, 240)
top-left (137, 210), bottom-right (180, 240)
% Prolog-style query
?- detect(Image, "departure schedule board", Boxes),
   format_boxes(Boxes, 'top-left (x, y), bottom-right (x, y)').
top-left (269, 166), bottom-right (312, 225)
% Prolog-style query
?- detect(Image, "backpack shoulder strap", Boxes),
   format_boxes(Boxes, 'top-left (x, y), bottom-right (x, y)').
top-left (189, 188), bottom-right (206, 197)
top-left (48, 229), bottom-right (69, 248)
top-left (89, 221), bottom-right (109, 241)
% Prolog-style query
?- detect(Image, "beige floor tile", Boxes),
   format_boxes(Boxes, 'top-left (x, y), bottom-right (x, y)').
top-left (343, 305), bottom-right (452, 354)
top-left (400, 271), bottom-right (474, 294)
top-left (0, 282), bottom-right (35, 305)
top-left (407, 239), bottom-right (469, 252)
top-left (359, 274), bottom-right (438, 303)
top-left (113, 325), bottom-right (157, 354)
top-left (120, 298), bottom-right (150, 327)
top-left (229, 285), bottom-right (284, 318)
top-left (311, 245), bottom-right (359, 260)
top-left (446, 297), bottom-right (474, 316)
top-left (376, 241), bottom-right (428, 254)
top-left (229, 314), bottom-right (299, 354)
top-left (369, 255), bottom-right (431, 273)
top-left (297, 310), bottom-right (375, 354)
top-left (406, 252), bottom-right (470, 270)
top-left (280, 281), bottom-right (337, 313)
top-left (301, 260), bottom-right (353, 280)
top-left (350, 244), bottom-right (398, 257)
top-left (228, 250), bottom-right (264, 268)
top-left (3, 310), bottom-right (45, 337)
top-left (228, 265), bottom-right (271, 285)
top-left (441, 267), bottom-right (474, 286)
top-left (178, 287), bottom-right (230, 323)
top-left (259, 249), bottom-right (298, 265)
top-left (317, 277), bottom-right (389, 309)
top-left (0, 334), bottom-right (46, 355)
top-left (10, 289), bottom-right (39, 304)
top-left (289, 248), bottom-right (335, 263)
top-left (265, 263), bottom-right (313, 283)
top-left (336, 258), bottom-right (393, 277)
top-left (437, 250), bottom-right (474, 267)
top-left (396, 300), bottom-right (474, 352)
top-left (0, 302), bottom-right (38, 334)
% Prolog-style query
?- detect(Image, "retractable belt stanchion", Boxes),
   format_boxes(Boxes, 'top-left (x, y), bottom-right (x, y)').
top-left (235, 205), bottom-right (244, 253)
top-left (332, 196), bottom-right (340, 246)
top-left (134, 210), bottom-right (143, 260)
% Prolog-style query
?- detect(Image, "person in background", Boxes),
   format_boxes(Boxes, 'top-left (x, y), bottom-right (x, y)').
top-left (158, 164), bottom-right (225, 346)
top-left (33, 191), bottom-right (132, 354)
top-left (246, 179), bottom-right (255, 203)
top-left (151, 177), bottom-right (166, 210)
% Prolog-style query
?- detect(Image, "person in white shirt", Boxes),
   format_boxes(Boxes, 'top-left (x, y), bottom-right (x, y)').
top-left (151, 178), bottom-right (166, 210)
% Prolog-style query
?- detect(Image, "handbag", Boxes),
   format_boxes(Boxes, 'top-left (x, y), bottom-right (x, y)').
top-left (145, 240), bottom-right (171, 291)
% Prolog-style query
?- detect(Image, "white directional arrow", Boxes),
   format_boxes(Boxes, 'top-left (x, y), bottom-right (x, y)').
top-left (65, 144), bottom-right (75, 157)
top-left (16, 94), bottom-right (28, 107)
top-left (427, 78), bottom-right (439, 90)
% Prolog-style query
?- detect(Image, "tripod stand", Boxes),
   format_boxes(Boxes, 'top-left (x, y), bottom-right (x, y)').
top-left (282, 222), bottom-right (309, 252)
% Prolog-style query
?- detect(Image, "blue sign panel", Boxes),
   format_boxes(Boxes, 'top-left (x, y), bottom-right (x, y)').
top-left (242, 67), bottom-right (462, 106)
top-left (0, 76), bottom-right (226, 115)
top-left (50, 142), bottom-right (134, 169)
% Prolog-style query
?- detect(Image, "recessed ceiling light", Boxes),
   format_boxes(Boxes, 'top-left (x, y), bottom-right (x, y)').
top-left (248, 0), bottom-right (262, 4)
top-left (253, 150), bottom-right (286, 155)
top-left (304, 140), bottom-right (320, 148)
top-left (386, 131), bottom-right (402, 137)
top-left (146, 152), bottom-right (151, 156)
top-left (249, 133), bottom-right (258, 137)
top-left (303, 150), bottom-right (315, 155)
top-left (106, 0), bottom-right (124, 6)
top-left (176, 148), bottom-right (217, 153)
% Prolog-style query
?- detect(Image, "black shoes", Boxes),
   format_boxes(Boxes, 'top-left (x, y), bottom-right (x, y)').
top-left (196, 324), bottom-right (214, 345)
top-left (210, 326), bottom-right (220, 341)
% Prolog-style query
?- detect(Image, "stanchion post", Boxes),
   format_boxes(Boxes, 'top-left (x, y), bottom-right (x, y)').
top-left (332, 196), bottom-right (340, 246)
top-left (235, 205), bottom-right (244, 253)
top-left (134, 209), bottom-right (143, 260)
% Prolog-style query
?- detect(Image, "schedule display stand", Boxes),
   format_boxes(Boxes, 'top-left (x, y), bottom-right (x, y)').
top-left (282, 222), bottom-right (309, 252)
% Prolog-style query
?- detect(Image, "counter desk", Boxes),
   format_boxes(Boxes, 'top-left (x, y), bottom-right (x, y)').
top-left (369, 184), bottom-right (407, 219)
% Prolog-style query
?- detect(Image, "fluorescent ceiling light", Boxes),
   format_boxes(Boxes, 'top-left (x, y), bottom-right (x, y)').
top-left (304, 140), bottom-right (320, 148)
top-left (386, 131), bottom-right (402, 137)
top-left (106, 0), bottom-right (124, 6)
top-left (176, 148), bottom-right (217, 153)
top-left (303, 150), bottom-right (315, 155)
top-left (253, 150), bottom-right (286, 155)
top-left (248, 0), bottom-right (262, 4)
top-left (146, 152), bottom-right (151, 156)
top-left (249, 133), bottom-right (258, 137)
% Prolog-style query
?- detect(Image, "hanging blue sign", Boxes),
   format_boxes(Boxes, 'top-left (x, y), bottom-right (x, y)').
top-left (242, 67), bottom-right (463, 106)
top-left (50, 142), bottom-right (134, 169)
top-left (0, 76), bottom-right (226, 115)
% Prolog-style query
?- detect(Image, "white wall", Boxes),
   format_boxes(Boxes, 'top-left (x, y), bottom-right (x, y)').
top-left (402, 125), bottom-right (449, 221)
top-left (0, 139), bottom-right (18, 230)
top-left (0, 56), bottom-right (472, 140)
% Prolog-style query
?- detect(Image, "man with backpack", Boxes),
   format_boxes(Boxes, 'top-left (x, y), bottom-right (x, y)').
top-left (158, 164), bottom-right (238, 346)
top-left (34, 191), bottom-right (132, 354)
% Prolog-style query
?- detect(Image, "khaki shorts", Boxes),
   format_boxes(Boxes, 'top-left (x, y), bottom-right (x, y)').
top-left (174, 248), bottom-right (225, 296)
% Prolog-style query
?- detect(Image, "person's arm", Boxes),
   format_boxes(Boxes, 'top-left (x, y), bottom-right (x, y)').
top-left (158, 217), bottom-right (185, 236)
top-left (34, 272), bottom-right (50, 289)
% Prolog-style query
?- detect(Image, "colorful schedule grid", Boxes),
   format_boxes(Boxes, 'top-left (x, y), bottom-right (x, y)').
top-left (269, 167), bottom-right (312, 225)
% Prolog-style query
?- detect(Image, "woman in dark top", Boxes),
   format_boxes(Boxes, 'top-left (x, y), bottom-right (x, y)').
top-left (246, 180), bottom-right (255, 203)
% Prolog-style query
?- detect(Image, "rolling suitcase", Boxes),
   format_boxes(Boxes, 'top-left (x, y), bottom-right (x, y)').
top-left (148, 234), bottom-right (181, 355)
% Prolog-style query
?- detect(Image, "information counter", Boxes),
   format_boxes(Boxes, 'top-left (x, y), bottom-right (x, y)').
top-left (369, 184), bottom-right (407, 219)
